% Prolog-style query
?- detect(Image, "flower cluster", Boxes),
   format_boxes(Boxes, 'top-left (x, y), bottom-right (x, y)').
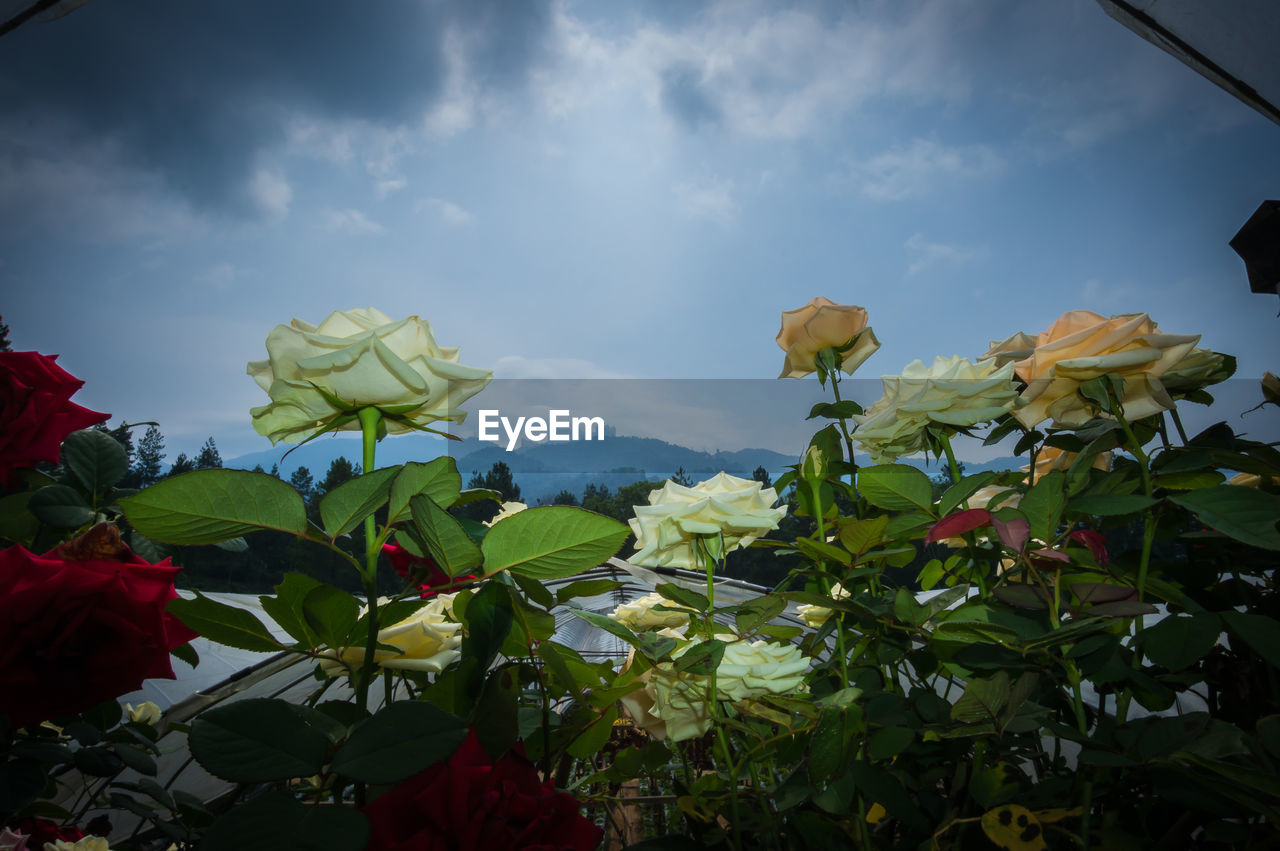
top-left (362, 730), bottom-right (601, 851)
top-left (247, 308), bottom-right (492, 444)
top-left (630, 473), bottom-right (786, 569)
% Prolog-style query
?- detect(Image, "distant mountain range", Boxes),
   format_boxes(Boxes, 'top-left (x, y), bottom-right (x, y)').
top-left (224, 433), bottom-right (1024, 504)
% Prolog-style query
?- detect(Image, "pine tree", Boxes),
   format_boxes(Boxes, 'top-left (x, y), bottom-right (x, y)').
top-left (290, 466), bottom-right (316, 505)
top-left (169, 453), bottom-right (195, 476)
top-left (269, 463), bottom-right (280, 478)
top-left (133, 426), bottom-right (166, 487)
top-left (319, 457), bottom-right (360, 494)
top-left (752, 465), bottom-right (772, 489)
top-left (194, 437), bottom-right (222, 470)
top-left (552, 489), bottom-right (579, 506)
top-left (671, 466), bottom-right (694, 486)
top-left (0, 315), bottom-right (10, 352)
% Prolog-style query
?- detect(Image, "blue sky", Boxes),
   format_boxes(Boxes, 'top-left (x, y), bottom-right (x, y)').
top-left (2, 1), bottom-right (1277, 462)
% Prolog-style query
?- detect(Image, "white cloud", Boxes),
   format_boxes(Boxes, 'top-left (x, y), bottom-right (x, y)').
top-left (856, 138), bottom-right (1002, 201)
top-left (323, 208), bottom-right (384, 234)
top-left (415, 197), bottom-right (475, 225)
top-left (248, 168), bottom-right (292, 218)
top-left (375, 178), bottom-right (408, 198)
top-left (196, 262), bottom-right (242, 290)
top-left (904, 233), bottom-right (981, 275)
top-left (673, 177), bottom-right (736, 224)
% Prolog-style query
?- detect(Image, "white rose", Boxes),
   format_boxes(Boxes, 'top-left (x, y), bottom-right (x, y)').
top-left (610, 592), bottom-right (690, 631)
top-left (796, 582), bottom-right (849, 628)
top-left (629, 472), bottom-right (787, 569)
top-left (851, 356), bottom-right (1019, 464)
top-left (125, 700), bottom-right (162, 726)
top-left (715, 639), bottom-right (809, 701)
top-left (247, 308), bottom-right (492, 444)
top-left (44, 839), bottom-right (112, 851)
top-left (318, 595), bottom-right (461, 676)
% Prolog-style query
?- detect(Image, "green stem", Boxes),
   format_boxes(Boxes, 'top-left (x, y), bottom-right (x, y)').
top-left (829, 373), bottom-right (859, 484)
top-left (356, 407), bottom-right (383, 712)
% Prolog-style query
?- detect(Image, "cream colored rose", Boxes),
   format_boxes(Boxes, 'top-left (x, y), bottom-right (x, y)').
top-left (125, 700), bottom-right (162, 726)
top-left (45, 838), bottom-right (112, 851)
top-left (777, 297), bottom-right (880, 379)
top-left (984, 331), bottom-right (1038, 366)
top-left (1162, 348), bottom-right (1231, 395)
top-left (967, 485), bottom-right (1021, 511)
top-left (629, 472), bottom-right (787, 569)
top-left (851, 356), bottom-right (1019, 464)
top-left (1262, 372), bottom-right (1280, 407)
top-left (610, 592), bottom-right (691, 631)
top-left (715, 639), bottom-right (809, 700)
top-left (1025, 446), bottom-right (1112, 484)
top-left (484, 501), bottom-right (527, 527)
top-left (319, 594), bottom-right (461, 676)
top-left (796, 582), bottom-right (849, 628)
top-left (247, 308), bottom-right (492, 444)
top-left (1229, 472), bottom-right (1263, 488)
top-left (1010, 310), bottom-right (1199, 428)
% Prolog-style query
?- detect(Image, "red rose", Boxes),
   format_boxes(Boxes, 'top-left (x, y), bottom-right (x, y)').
top-left (383, 543), bottom-right (476, 599)
top-left (362, 729), bottom-right (603, 851)
top-left (0, 524), bottom-right (199, 729)
top-left (8, 816), bottom-right (84, 846)
top-left (0, 351), bottom-right (109, 489)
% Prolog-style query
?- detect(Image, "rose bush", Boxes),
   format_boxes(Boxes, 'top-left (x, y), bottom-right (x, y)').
top-left (0, 352), bottom-right (108, 489)
top-left (0, 525), bottom-right (196, 730)
top-left (246, 308), bottom-right (492, 444)
top-left (850, 355), bottom-right (1019, 463)
top-left (318, 593), bottom-right (462, 677)
top-left (629, 473), bottom-right (786, 569)
top-left (776, 297), bottom-right (880, 379)
top-left (361, 729), bottom-right (602, 851)
top-left (989, 309), bottom-right (1199, 427)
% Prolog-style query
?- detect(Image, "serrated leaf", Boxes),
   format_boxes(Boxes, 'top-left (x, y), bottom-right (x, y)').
top-left (1169, 486), bottom-right (1280, 551)
top-left (675, 639), bottom-right (725, 676)
top-left (259, 573), bottom-right (323, 647)
top-left (1142, 613), bottom-right (1222, 671)
top-left (481, 506), bottom-right (628, 579)
top-left (319, 466), bottom-right (400, 538)
top-left (331, 702), bottom-right (467, 784)
top-left (409, 494), bottom-right (484, 577)
top-left (858, 465), bottom-right (935, 513)
top-left (555, 578), bottom-right (623, 604)
top-left (1020, 470), bottom-right (1065, 542)
top-left (837, 515), bottom-right (888, 556)
top-left (167, 592), bottom-right (282, 652)
top-left (939, 472), bottom-right (997, 516)
top-left (1069, 493), bottom-right (1159, 516)
top-left (188, 699), bottom-right (331, 783)
top-left (28, 485), bottom-right (94, 528)
top-left (388, 457), bottom-right (463, 523)
top-left (121, 470), bottom-right (307, 545)
top-left (61, 429), bottom-right (129, 495)
top-left (1222, 611), bottom-right (1280, 665)
top-left (302, 585), bottom-right (360, 651)
top-left (655, 583), bottom-right (709, 611)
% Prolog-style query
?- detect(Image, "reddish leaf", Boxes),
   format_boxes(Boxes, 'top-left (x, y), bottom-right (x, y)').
top-left (1068, 529), bottom-right (1109, 567)
top-left (1028, 548), bottom-right (1071, 569)
top-left (925, 508), bottom-right (993, 544)
top-left (994, 585), bottom-right (1052, 610)
top-left (991, 516), bottom-right (1030, 552)
top-left (1086, 601), bottom-right (1158, 618)
top-left (1070, 582), bottom-right (1136, 605)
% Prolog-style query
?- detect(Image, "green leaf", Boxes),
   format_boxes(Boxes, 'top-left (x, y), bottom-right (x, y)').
top-left (121, 470), bottom-right (308, 545)
top-left (481, 506), bottom-right (629, 580)
top-left (837, 515), bottom-right (889, 556)
top-left (302, 585), bottom-right (360, 651)
top-left (319, 466), bottom-right (400, 538)
top-left (952, 672), bottom-right (1010, 723)
top-left (1169, 486), bottom-right (1280, 551)
top-left (409, 494), bottom-right (484, 577)
top-left (61, 429), bottom-right (129, 495)
top-left (1222, 611), bottom-right (1280, 665)
top-left (188, 699), bottom-right (331, 782)
top-left (201, 791), bottom-right (368, 851)
top-left (734, 594), bottom-right (787, 635)
top-left (1020, 470), bottom-right (1066, 542)
top-left (655, 583), bottom-right (709, 611)
top-left (331, 701), bottom-right (467, 784)
top-left (388, 457), bottom-right (463, 523)
top-left (555, 578), bottom-right (623, 605)
top-left (1142, 613), bottom-right (1222, 671)
top-left (463, 582), bottom-right (514, 673)
top-left (1153, 470), bottom-right (1225, 491)
top-left (259, 573), bottom-right (323, 647)
top-left (939, 472), bottom-right (997, 517)
top-left (167, 592), bottom-right (282, 652)
top-left (1069, 494), bottom-right (1159, 516)
top-left (674, 639), bottom-right (726, 676)
top-left (27, 485), bottom-right (94, 528)
top-left (858, 465), bottom-right (935, 514)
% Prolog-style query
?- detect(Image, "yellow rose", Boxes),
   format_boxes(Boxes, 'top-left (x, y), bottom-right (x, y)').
top-left (629, 472), bottom-right (787, 569)
top-left (247, 308), bottom-right (492, 444)
top-left (776, 297), bottom-right (880, 379)
top-left (484, 501), bottom-right (527, 527)
top-left (125, 700), bottom-right (162, 726)
top-left (45, 839), bottom-right (112, 851)
top-left (851, 356), bottom-right (1019, 464)
top-left (796, 582), bottom-right (849, 628)
top-left (610, 592), bottom-right (691, 631)
top-left (318, 595), bottom-right (461, 676)
top-left (1009, 310), bottom-right (1199, 428)
top-left (1025, 446), bottom-right (1112, 484)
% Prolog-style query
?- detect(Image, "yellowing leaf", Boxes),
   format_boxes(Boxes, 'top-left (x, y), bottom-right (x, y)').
top-left (981, 804), bottom-right (1047, 851)
top-left (866, 802), bottom-right (886, 824)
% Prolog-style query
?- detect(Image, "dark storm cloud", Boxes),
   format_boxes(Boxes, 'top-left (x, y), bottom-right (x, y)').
top-left (0, 0), bottom-right (553, 211)
top-left (659, 64), bottom-right (721, 130)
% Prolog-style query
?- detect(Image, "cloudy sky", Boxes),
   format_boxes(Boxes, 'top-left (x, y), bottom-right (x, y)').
top-left (2, 0), bottom-right (1277, 462)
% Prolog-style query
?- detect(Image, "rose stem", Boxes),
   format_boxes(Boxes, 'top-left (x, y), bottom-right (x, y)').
top-left (354, 405), bottom-right (383, 806)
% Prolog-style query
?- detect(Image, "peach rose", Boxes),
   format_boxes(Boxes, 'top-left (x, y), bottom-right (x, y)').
top-left (1025, 446), bottom-right (1112, 484)
top-left (1008, 310), bottom-right (1199, 428)
top-left (776, 297), bottom-right (880, 379)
